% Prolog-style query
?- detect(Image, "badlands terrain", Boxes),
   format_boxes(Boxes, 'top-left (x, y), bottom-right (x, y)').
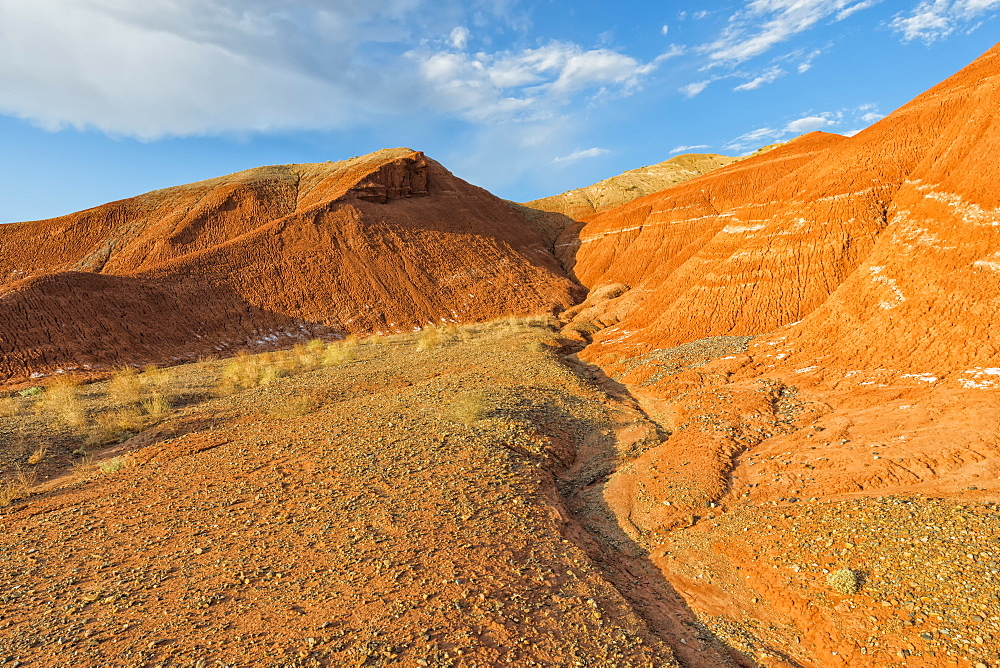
top-left (1, 41), bottom-right (999, 668)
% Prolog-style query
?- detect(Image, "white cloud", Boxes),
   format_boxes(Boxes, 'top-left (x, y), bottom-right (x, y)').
top-left (851, 102), bottom-right (884, 126)
top-left (661, 24), bottom-right (670, 35)
top-left (701, 0), bottom-right (879, 65)
top-left (0, 0), bottom-right (435, 138)
top-left (669, 144), bottom-right (711, 154)
top-left (838, 0), bottom-right (881, 19)
top-left (734, 65), bottom-right (786, 90)
top-left (724, 111), bottom-right (843, 152)
top-left (784, 115), bottom-right (832, 133)
top-left (681, 80), bottom-right (711, 97)
top-left (794, 48), bottom-right (824, 73)
top-left (553, 147), bottom-right (610, 163)
top-left (891, 0), bottom-right (1000, 42)
top-left (449, 26), bottom-right (470, 50)
top-left (411, 41), bottom-right (672, 120)
top-left (0, 0), bottom-right (668, 138)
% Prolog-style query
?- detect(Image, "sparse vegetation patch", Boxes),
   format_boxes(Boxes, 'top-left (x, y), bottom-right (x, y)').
top-left (452, 391), bottom-right (491, 425)
top-left (826, 567), bottom-right (861, 594)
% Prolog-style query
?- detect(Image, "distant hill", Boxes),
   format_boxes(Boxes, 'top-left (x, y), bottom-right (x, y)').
top-left (523, 153), bottom-right (737, 221)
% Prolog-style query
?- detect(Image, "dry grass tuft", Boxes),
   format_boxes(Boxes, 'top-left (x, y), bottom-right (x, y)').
top-left (0, 467), bottom-right (35, 506)
top-left (416, 326), bottom-right (444, 351)
top-left (141, 395), bottom-right (172, 421)
top-left (26, 443), bottom-right (48, 466)
top-left (108, 367), bottom-right (142, 405)
top-left (0, 395), bottom-right (18, 418)
top-left (826, 568), bottom-right (861, 595)
top-left (86, 408), bottom-right (147, 447)
top-left (269, 395), bottom-right (319, 419)
top-left (98, 456), bottom-right (129, 474)
top-left (322, 338), bottom-right (358, 366)
top-left (37, 376), bottom-right (87, 429)
top-left (218, 341), bottom-right (350, 395)
top-left (293, 343), bottom-right (320, 372)
top-left (220, 352), bottom-right (266, 393)
top-left (452, 391), bottom-right (491, 425)
top-left (141, 365), bottom-right (176, 403)
top-left (305, 338), bottom-right (326, 356)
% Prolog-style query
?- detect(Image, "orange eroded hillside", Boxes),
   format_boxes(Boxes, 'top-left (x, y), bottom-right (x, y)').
top-left (522, 42), bottom-right (1000, 668)
top-left (0, 149), bottom-right (581, 382)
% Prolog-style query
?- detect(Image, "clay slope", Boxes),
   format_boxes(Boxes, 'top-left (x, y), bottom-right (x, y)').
top-left (563, 41), bottom-right (1000, 376)
top-left (541, 43), bottom-right (1000, 668)
top-left (0, 149), bottom-right (582, 383)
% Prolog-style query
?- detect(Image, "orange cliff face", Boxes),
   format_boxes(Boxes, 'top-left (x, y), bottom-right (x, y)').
top-left (0, 149), bottom-right (583, 383)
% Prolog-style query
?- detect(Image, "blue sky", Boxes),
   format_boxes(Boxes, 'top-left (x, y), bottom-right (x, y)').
top-left (1, 1), bottom-right (998, 223)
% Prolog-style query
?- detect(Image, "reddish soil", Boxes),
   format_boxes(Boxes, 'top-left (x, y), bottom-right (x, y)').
top-left (0, 325), bottom-right (749, 668)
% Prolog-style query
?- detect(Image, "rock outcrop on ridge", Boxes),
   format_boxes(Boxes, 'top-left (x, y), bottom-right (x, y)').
top-left (524, 152), bottom-right (737, 221)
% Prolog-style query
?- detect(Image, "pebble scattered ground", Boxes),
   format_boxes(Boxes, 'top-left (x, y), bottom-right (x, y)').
top-left (0, 324), bottom-right (710, 667)
top-left (3, 323), bottom-right (995, 668)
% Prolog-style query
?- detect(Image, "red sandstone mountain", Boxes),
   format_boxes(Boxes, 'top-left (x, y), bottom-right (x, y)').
top-left (516, 42), bottom-right (1000, 667)
top-left (0, 149), bottom-right (581, 382)
top-left (548, 41), bottom-right (1000, 375)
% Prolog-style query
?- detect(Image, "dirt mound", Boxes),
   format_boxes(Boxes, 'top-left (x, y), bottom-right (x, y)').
top-left (0, 149), bottom-right (581, 383)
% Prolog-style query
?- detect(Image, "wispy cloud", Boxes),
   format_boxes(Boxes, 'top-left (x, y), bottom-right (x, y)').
top-left (839, 103), bottom-right (884, 134)
top-left (734, 65), bottom-right (786, 90)
top-left (791, 48), bottom-right (824, 73)
top-left (410, 41), bottom-right (681, 121)
top-left (723, 104), bottom-right (886, 152)
top-left (890, 0), bottom-right (1000, 42)
top-left (724, 126), bottom-right (783, 152)
top-left (700, 0), bottom-right (879, 66)
top-left (449, 26), bottom-right (470, 50)
top-left (785, 115), bottom-right (833, 133)
top-left (725, 112), bottom-right (841, 151)
top-left (680, 80), bottom-right (711, 97)
top-left (669, 144), bottom-right (711, 154)
top-left (676, 1), bottom-right (874, 104)
top-left (553, 147), bottom-right (610, 163)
